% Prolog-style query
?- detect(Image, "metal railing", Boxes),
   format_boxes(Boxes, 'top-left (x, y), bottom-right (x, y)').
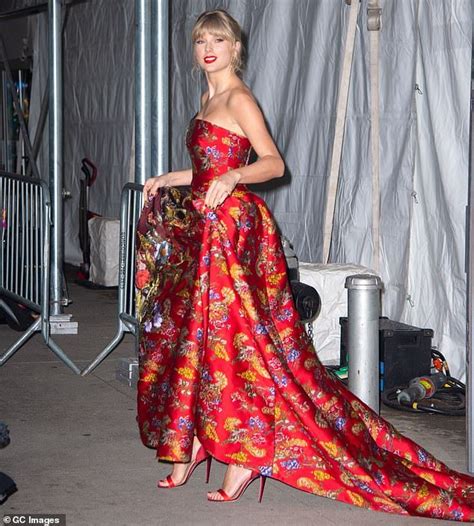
top-left (81, 183), bottom-right (143, 375)
top-left (0, 171), bottom-right (80, 373)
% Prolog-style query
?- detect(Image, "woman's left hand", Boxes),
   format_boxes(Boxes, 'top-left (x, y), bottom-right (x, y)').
top-left (204, 171), bottom-right (241, 209)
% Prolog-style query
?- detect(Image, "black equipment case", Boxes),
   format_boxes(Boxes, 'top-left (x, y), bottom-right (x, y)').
top-left (339, 317), bottom-right (433, 392)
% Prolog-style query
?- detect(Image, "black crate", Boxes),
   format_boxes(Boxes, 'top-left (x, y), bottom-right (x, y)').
top-left (339, 317), bottom-right (433, 391)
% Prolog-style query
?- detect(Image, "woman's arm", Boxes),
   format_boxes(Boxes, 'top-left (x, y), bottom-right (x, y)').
top-left (204, 91), bottom-right (284, 209)
top-left (143, 168), bottom-right (193, 201)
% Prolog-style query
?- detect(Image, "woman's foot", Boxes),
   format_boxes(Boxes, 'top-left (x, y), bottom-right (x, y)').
top-left (158, 437), bottom-right (209, 488)
top-left (207, 464), bottom-right (261, 501)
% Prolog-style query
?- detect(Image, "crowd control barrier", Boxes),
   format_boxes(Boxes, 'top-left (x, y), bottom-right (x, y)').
top-left (0, 171), bottom-right (81, 373)
top-left (81, 183), bottom-right (143, 375)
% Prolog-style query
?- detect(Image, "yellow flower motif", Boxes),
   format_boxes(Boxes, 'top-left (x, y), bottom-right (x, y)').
top-left (244, 442), bottom-right (266, 458)
top-left (257, 290), bottom-right (268, 305)
top-left (279, 328), bottom-right (292, 340)
top-left (340, 472), bottom-right (355, 487)
top-left (218, 260), bottom-right (230, 274)
top-left (205, 423), bottom-right (220, 442)
top-left (228, 207), bottom-right (241, 222)
top-left (313, 470), bottom-right (332, 481)
top-left (264, 344), bottom-right (276, 355)
top-left (144, 360), bottom-right (160, 372)
top-left (275, 405), bottom-right (281, 419)
top-left (239, 370), bottom-right (256, 382)
top-left (221, 287), bottom-right (236, 305)
top-left (267, 272), bottom-right (286, 286)
top-left (321, 441), bottom-right (339, 458)
top-left (224, 417), bottom-right (241, 431)
top-left (242, 295), bottom-right (258, 320)
top-left (296, 477), bottom-right (326, 496)
top-left (143, 373), bottom-right (157, 382)
top-left (177, 367), bottom-right (195, 380)
top-left (228, 451), bottom-right (248, 463)
top-left (418, 483), bottom-right (429, 498)
top-left (284, 438), bottom-right (308, 448)
top-left (213, 342), bottom-right (230, 361)
top-left (249, 356), bottom-right (271, 379)
top-left (347, 490), bottom-right (368, 507)
top-left (214, 371), bottom-right (228, 389)
top-left (233, 333), bottom-right (249, 349)
top-left (351, 423), bottom-right (365, 435)
top-left (230, 263), bottom-right (245, 281)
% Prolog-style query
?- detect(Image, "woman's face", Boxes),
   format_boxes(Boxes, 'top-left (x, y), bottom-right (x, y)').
top-left (194, 30), bottom-right (239, 73)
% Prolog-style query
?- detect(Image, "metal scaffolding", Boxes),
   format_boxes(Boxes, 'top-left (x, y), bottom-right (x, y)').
top-left (136, 0), bottom-right (169, 184)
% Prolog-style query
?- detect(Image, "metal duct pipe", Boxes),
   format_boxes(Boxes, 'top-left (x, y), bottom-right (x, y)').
top-left (48, 0), bottom-right (63, 316)
top-left (151, 0), bottom-right (169, 177)
top-left (345, 274), bottom-right (382, 414)
top-left (135, 0), bottom-right (152, 185)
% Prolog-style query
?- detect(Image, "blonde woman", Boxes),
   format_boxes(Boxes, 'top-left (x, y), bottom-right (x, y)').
top-left (136, 9), bottom-right (474, 520)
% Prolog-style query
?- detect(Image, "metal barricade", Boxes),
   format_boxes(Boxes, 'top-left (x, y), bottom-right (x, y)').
top-left (81, 183), bottom-right (143, 375)
top-left (0, 171), bottom-right (80, 373)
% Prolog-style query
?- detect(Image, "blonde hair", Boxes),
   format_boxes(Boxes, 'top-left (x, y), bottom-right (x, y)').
top-left (192, 10), bottom-right (245, 73)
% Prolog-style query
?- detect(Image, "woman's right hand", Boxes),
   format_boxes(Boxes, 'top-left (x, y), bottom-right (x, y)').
top-left (143, 173), bottom-right (171, 201)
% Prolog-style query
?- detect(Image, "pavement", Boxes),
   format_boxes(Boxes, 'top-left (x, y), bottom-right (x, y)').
top-left (0, 275), bottom-right (469, 526)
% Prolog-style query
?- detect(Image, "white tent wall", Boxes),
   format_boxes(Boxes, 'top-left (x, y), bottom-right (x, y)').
top-left (401, 0), bottom-right (472, 381)
top-left (170, 0), bottom-right (347, 262)
top-left (26, 1), bottom-right (472, 379)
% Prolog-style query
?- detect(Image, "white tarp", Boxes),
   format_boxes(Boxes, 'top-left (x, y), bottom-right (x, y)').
top-left (28, 0), bottom-right (472, 380)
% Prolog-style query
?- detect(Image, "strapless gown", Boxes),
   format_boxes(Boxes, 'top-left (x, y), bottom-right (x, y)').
top-left (136, 117), bottom-right (474, 521)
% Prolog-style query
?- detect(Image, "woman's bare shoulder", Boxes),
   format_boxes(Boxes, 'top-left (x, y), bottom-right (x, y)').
top-left (227, 83), bottom-right (260, 121)
top-left (227, 83), bottom-right (257, 107)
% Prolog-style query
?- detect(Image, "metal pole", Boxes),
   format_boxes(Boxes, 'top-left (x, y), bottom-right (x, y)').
top-left (345, 274), bottom-right (382, 414)
top-left (135, 0), bottom-right (152, 184)
top-left (467, 77), bottom-right (474, 473)
top-left (48, 0), bottom-right (63, 316)
top-left (18, 70), bottom-right (25, 174)
top-left (2, 71), bottom-right (8, 171)
top-left (151, 0), bottom-right (169, 176)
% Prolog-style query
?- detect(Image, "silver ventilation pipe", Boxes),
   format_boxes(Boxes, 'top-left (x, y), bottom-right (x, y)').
top-left (345, 274), bottom-right (382, 413)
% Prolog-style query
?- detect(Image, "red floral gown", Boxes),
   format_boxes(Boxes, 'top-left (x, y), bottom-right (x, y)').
top-left (136, 117), bottom-right (474, 521)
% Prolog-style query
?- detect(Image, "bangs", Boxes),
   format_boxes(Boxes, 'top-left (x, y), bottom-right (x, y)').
top-left (192, 14), bottom-right (237, 43)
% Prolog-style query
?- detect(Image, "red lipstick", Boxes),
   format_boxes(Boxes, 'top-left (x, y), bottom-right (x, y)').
top-left (204, 55), bottom-right (217, 64)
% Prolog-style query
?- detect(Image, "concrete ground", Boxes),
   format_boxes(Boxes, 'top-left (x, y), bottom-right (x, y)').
top-left (0, 275), bottom-right (470, 526)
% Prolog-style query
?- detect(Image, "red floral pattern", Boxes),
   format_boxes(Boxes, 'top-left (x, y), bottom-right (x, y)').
top-left (136, 118), bottom-right (474, 521)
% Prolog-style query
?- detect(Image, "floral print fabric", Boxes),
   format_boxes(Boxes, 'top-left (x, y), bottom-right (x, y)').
top-left (136, 118), bottom-right (474, 521)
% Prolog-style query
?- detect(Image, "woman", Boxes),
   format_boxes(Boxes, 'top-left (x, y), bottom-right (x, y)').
top-left (136, 9), bottom-right (474, 519)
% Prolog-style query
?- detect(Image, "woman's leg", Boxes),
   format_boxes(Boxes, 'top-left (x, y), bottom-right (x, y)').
top-left (157, 435), bottom-right (204, 487)
top-left (207, 464), bottom-right (255, 500)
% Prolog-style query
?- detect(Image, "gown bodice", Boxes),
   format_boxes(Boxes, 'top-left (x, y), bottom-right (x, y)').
top-left (186, 118), bottom-right (252, 194)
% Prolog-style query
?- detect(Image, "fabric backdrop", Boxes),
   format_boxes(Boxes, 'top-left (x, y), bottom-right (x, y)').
top-left (28, 0), bottom-right (472, 380)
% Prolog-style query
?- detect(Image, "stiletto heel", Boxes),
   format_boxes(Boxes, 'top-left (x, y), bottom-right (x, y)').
top-left (207, 471), bottom-right (266, 503)
top-left (205, 455), bottom-right (212, 484)
top-left (157, 446), bottom-right (211, 489)
top-left (258, 475), bottom-right (266, 503)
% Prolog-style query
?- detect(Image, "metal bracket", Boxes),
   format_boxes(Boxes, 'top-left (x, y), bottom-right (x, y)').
top-left (367, 5), bottom-right (382, 31)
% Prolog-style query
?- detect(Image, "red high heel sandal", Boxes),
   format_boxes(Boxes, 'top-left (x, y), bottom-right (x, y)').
top-left (157, 447), bottom-right (212, 489)
top-left (207, 471), bottom-right (266, 503)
